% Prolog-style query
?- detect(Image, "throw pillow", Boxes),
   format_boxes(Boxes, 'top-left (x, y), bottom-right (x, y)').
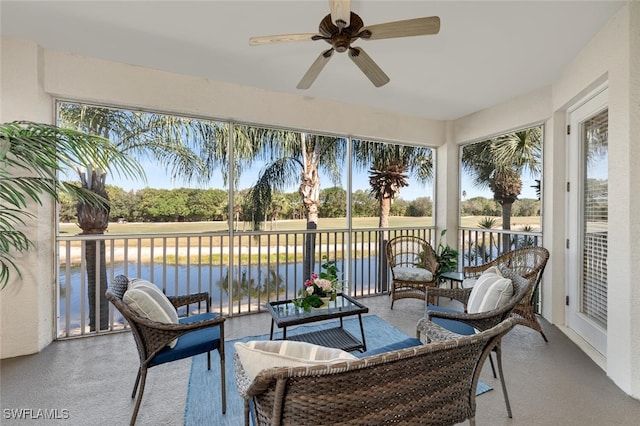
top-left (235, 340), bottom-right (357, 382)
top-left (481, 266), bottom-right (502, 276)
top-left (109, 275), bottom-right (129, 300)
top-left (466, 267), bottom-right (504, 313)
top-left (476, 277), bottom-right (513, 312)
top-left (393, 266), bottom-right (433, 282)
top-left (123, 279), bottom-right (179, 348)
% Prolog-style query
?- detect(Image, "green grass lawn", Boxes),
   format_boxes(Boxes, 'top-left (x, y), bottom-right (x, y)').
top-left (59, 216), bottom-right (434, 235)
top-left (58, 215), bottom-right (540, 236)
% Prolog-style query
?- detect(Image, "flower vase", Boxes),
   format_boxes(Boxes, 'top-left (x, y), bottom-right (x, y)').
top-left (318, 296), bottom-right (331, 309)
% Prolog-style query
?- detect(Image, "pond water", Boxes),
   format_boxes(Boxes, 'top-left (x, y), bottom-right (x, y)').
top-left (58, 258), bottom-right (380, 332)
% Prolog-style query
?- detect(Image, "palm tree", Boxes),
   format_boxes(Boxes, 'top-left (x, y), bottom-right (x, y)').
top-left (461, 127), bottom-right (542, 249)
top-left (247, 131), bottom-right (346, 279)
top-left (0, 121), bottom-right (141, 291)
top-left (352, 141), bottom-right (433, 230)
top-left (351, 140), bottom-right (433, 291)
top-left (368, 162), bottom-right (409, 227)
top-left (58, 103), bottom-right (226, 330)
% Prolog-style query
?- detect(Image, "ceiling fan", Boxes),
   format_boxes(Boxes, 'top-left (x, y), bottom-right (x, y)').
top-left (249, 0), bottom-right (440, 89)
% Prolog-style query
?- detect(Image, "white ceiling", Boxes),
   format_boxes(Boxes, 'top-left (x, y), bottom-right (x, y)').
top-left (1, 0), bottom-right (625, 120)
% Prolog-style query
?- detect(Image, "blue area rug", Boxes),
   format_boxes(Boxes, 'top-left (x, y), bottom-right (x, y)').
top-left (184, 315), bottom-right (491, 425)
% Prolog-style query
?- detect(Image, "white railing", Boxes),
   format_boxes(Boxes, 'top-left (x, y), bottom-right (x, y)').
top-left (56, 226), bottom-right (435, 338)
top-left (57, 226), bottom-right (543, 339)
top-left (459, 227), bottom-right (544, 267)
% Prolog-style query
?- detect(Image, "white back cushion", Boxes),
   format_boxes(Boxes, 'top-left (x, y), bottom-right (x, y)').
top-left (123, 279), bottom-right (179, 347)
top-left (476, 277), bottom-right (513, 312)
top-left (235, 340), bottom-right (357, 382)
top-left (481, 266), bottom-right (502, 276)
top-left (467, 266), bottom-right (506, 313)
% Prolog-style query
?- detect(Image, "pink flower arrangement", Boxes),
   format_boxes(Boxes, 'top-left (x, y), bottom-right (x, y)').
top-left (294, 260), bottom-right (341, 311)
top-left (304, 272), bottom-right (334, 297)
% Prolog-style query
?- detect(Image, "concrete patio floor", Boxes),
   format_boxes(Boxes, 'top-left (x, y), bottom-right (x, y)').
top-left (2, 294), bottom-right (639, 425)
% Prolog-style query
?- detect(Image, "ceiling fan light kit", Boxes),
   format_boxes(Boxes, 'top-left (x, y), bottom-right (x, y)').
top-left (249, 0), bottom-right (440, 89)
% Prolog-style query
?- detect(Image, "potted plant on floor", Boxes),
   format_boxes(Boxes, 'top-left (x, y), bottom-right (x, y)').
top-left (435, 229), bottom-right (459, 274)
top-left (0, 121), bottom-right (142, 290)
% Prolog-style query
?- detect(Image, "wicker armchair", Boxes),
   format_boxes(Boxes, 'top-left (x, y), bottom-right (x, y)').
top-left (106, 281), bottom-right (226, 425)
top-left (386, 235), bottom-right (439, 308)
top-left (464, 246), bottom-right (550, 341)
top-left (419, 268), bottom-right (533, 418)
top-left (235, 318), bottom-right (518, 426)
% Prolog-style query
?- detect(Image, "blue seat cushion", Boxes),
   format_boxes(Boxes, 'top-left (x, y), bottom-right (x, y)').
top-left (358, 337), bottom-right (422, 358)
top-left (427, 304), bottom-right (476, 336)
top-left (150, 313), bottom-right (221, 367)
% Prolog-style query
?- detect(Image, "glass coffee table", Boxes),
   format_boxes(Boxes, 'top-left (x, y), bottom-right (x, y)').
top-left (267, 293), bottom-right (369, 352)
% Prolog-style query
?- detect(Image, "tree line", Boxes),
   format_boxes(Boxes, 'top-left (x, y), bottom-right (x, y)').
top-left (58, 184), bottom-right (434, 223)
top-left (461, 196), bottom-right (539, 217)
top-left (58, 184), bottom-right (539, 223)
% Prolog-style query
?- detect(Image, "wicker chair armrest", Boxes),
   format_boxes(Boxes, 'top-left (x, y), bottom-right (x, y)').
top-left (135, 312), bottom-right (224, 331)
top-left (167, 292), bottom-right (210, 310)
top-left (134, 314), bottom-right (225, 355)
top-left (234, 356), bottom-right (349, 401)
top-left (416, 318), bottom-right (464, 343)
top-left (518, 273), bottom-right (542, 305)
top-left (426, 286), bottom-right (472, 305)
top-left (234, 353), bottom-right (253, 398)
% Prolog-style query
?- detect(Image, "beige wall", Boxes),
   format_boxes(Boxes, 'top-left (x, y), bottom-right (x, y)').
top-left (0, 40), bottom-right (56, 358)
top-left (453, 85), bottom-right (552, 143)
top-left (1, 1), bottom-right (638, 398)
top-left (43, 49), bottom-right (445, 146)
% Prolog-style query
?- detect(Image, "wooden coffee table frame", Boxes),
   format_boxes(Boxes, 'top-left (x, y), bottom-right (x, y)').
top-left (267, 293), bottom-right (369, 352)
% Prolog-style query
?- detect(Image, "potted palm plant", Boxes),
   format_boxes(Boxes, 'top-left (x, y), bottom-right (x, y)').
top-left (0, 121), bottom-right (142, 290)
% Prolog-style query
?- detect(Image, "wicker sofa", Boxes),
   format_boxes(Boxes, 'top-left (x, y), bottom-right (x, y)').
top-left (234, 317), bottom-right (517, 426)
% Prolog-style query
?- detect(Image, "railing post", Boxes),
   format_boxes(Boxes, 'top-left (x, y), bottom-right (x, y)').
top-left (379, 241), bottom-right (388, 293)
top-left (378, 228), bottom-right (389, 293)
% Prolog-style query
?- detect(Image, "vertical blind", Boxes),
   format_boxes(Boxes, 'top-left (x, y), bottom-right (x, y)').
top-left (581, 108), bottom-right (608, 328)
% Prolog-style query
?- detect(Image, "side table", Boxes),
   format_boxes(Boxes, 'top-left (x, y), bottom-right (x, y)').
top-left (438, 271), bottom-right (465, 289)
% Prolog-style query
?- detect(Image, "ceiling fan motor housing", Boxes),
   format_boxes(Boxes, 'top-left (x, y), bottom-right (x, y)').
top-left (320, 12), bottom-right (364, 53)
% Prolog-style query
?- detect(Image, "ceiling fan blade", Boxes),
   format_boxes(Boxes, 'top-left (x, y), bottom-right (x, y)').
top-left (348, 47), bottom-right (389, 88)
top-left (249, 33), bottom-right (319, 46)
top-left (297, 49), bottom-right (334, 89)
top-left (329, 0), bottom-right (351, 28)
top-left (361, 16), bottom-right (440, 40)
